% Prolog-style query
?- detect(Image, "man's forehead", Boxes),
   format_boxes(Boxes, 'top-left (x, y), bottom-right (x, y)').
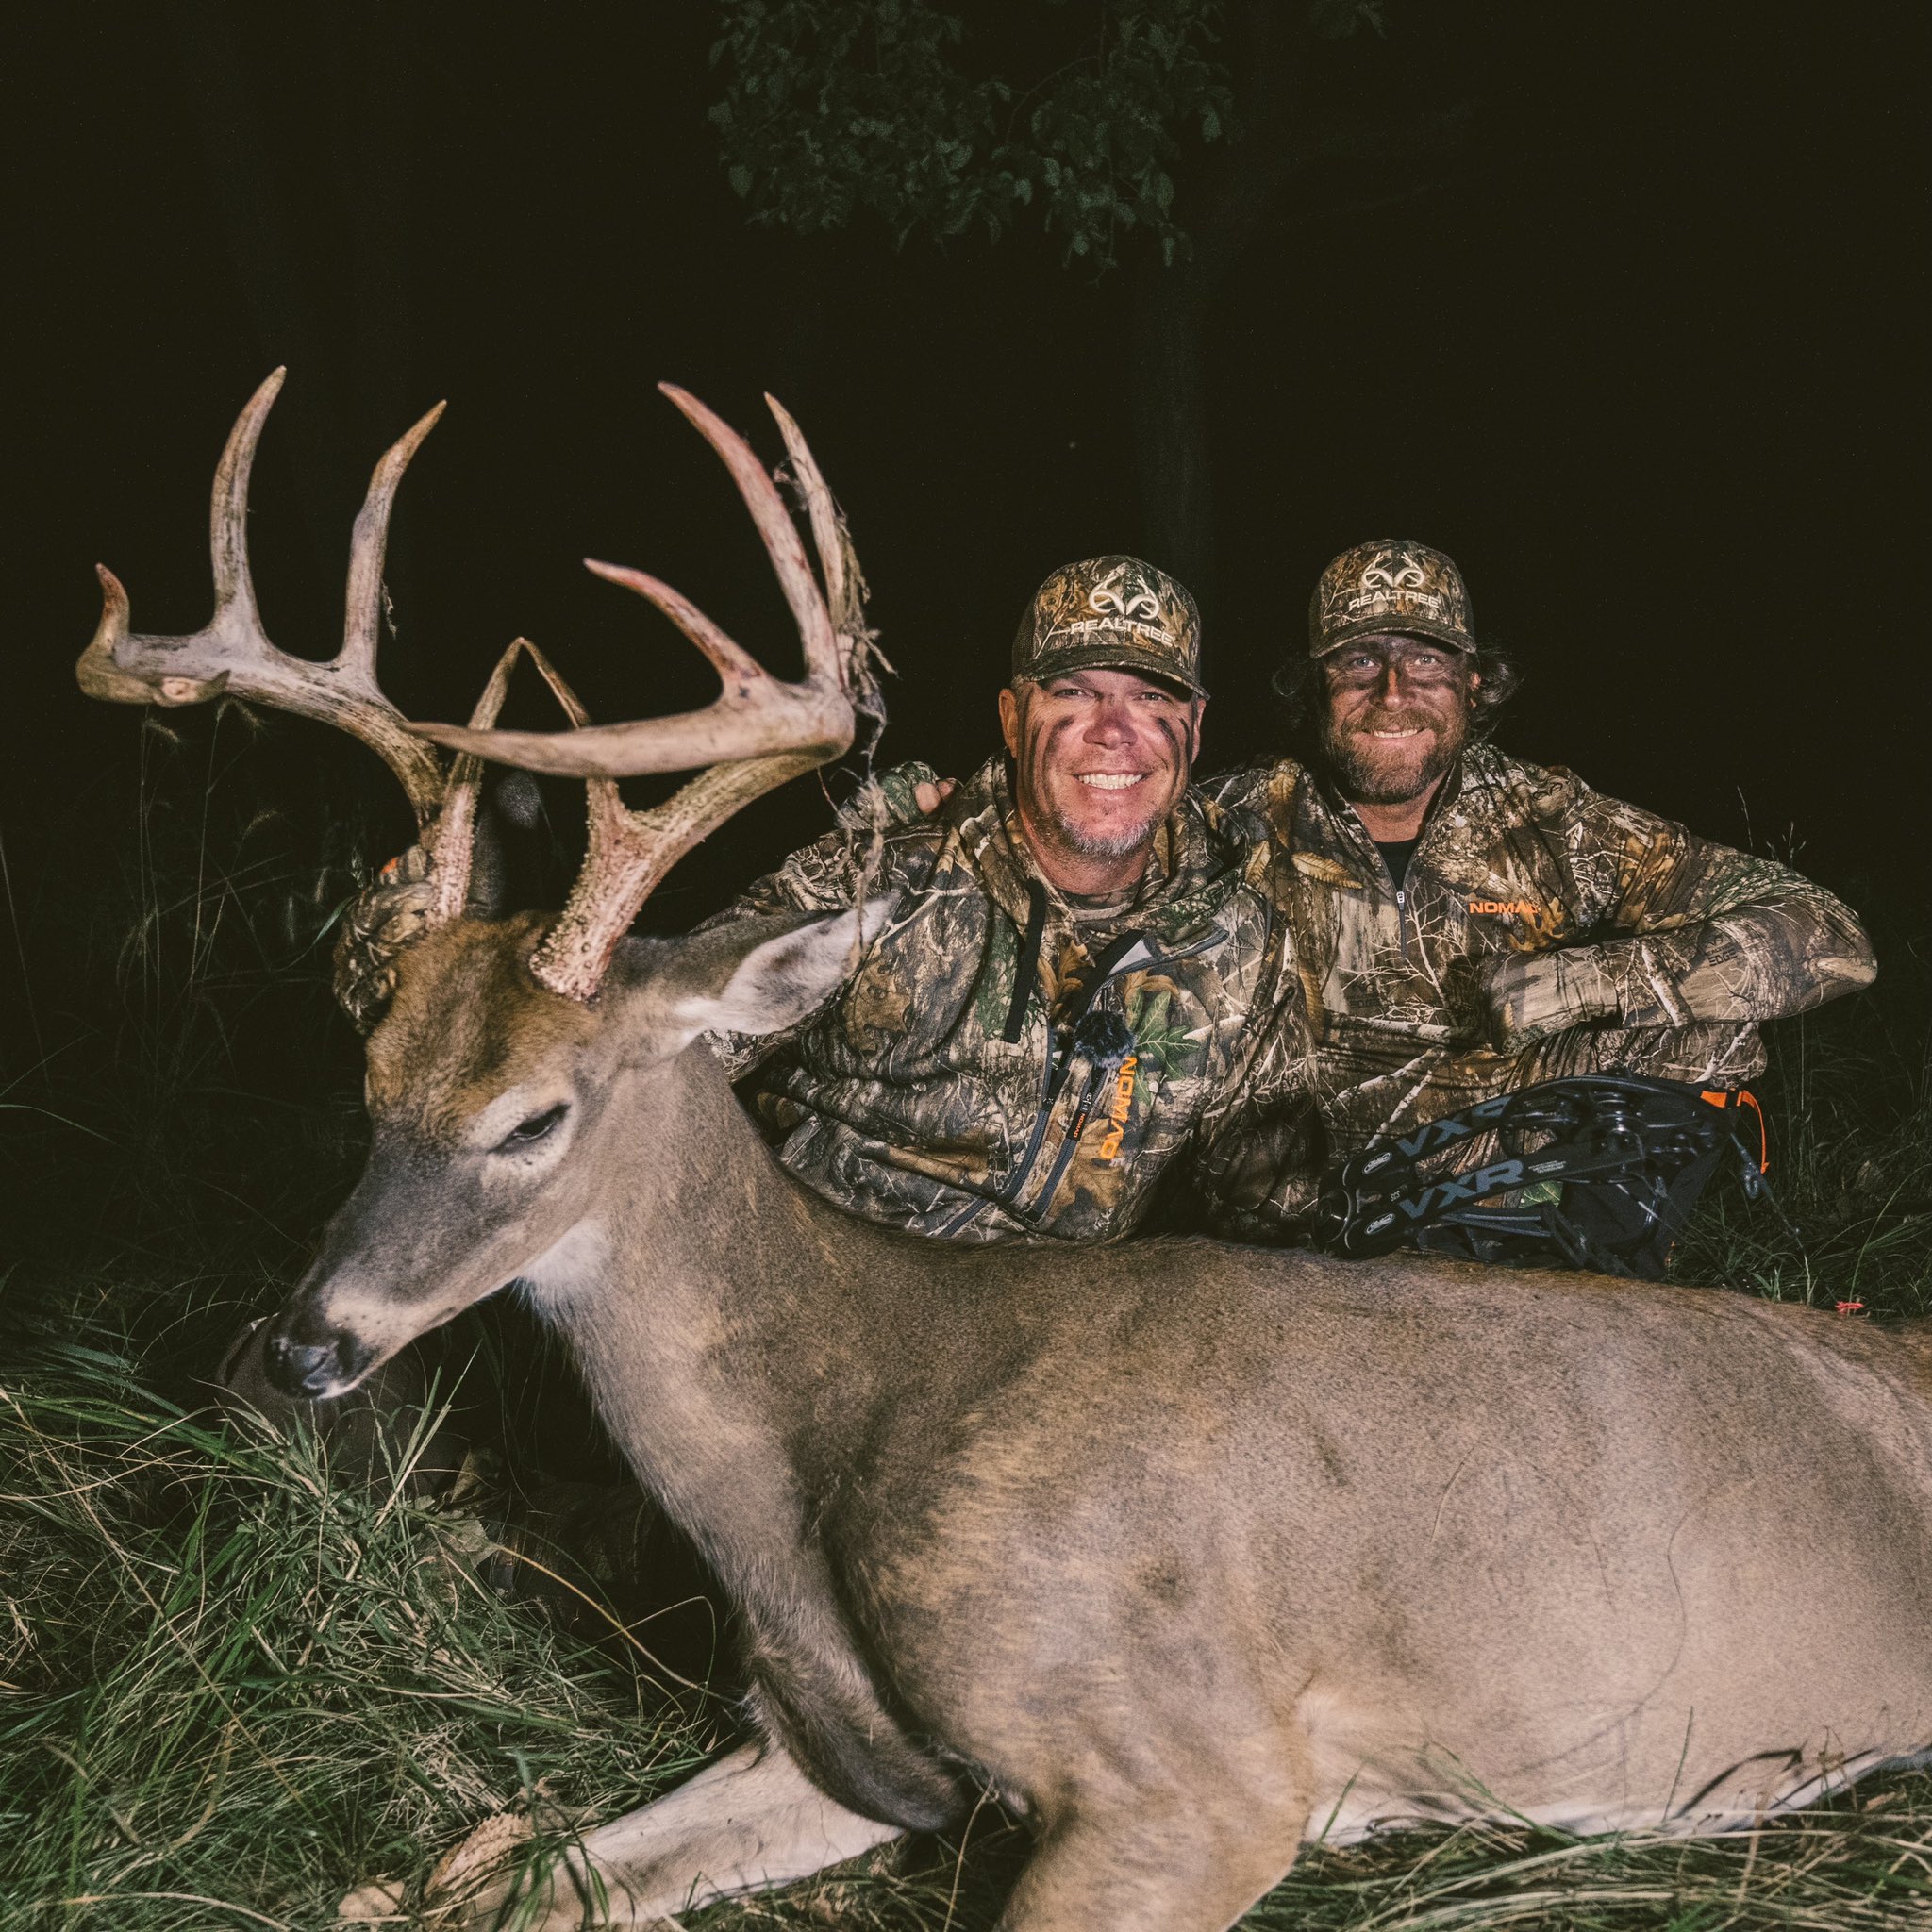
top-left (1329, 632), bottom-right (1461, 659)
top-left (1033, 666), bottom-right (1194, 698)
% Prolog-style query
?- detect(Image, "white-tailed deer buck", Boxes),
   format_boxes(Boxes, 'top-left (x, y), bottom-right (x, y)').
top-left (81, 375), bottom-right (1932, 1932)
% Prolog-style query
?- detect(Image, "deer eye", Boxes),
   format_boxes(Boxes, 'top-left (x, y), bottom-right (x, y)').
top-left (496, 1103), bottom-right (568, 1151)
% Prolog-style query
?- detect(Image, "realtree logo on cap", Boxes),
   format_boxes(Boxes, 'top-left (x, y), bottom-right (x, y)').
top-left (1310, 540), bottom-right (1475, 658)
top-left (1016, 554), bottom-right (1206, 695)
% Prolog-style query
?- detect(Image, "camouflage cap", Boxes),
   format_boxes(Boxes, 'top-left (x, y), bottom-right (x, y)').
top-left (1013, 555), bottom-right (1206, 697)
top-left (1309, 540), bottom-right (1475, 657)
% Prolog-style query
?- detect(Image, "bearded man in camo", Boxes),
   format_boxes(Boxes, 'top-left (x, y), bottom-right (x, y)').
top-left (1202, 539), bottom-right (1876, 1240)
top-left (703, 555), bottom-right (1292, 1242)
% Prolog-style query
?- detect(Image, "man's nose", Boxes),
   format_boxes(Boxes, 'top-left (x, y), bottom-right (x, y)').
top-left (1377, 662), bottom-right (1404, 704)
top-left (1083, 699), bottom-right (1136, 745)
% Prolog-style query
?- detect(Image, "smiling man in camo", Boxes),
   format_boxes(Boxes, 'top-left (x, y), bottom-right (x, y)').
top-left (704, 555), bottom-right (1294, 1241)
top-left (1201, 539), bottom-right (1877, 1256)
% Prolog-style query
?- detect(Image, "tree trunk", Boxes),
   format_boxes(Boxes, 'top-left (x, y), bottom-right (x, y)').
top-left (1126, 1), bottom-right (1307, 621)
top-left (1129, 254), bottom-right (1216, 598)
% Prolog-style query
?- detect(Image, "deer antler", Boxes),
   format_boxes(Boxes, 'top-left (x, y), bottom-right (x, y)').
top-left (331, 634), bottom-right (591, 1031)
top-left (77, 372), bottom-right (604, 1028)
top-left (76, 367), bottom-right (449, 824)
top-left (422, 634), bottom-right (594, 925)
top-left (409, 386), bottom-right (865, 1003)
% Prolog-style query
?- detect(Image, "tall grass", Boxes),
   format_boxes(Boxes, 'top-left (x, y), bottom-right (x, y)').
top-left (4, 721), bottom-right (1930, 1926)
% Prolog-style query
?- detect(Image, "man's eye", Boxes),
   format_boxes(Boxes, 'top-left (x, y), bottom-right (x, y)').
top-left (497, 1103), bottom-right (567, 1151)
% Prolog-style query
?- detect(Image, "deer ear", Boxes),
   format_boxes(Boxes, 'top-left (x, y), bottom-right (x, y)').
top-left (664, 897), bottom-right (896, 1041)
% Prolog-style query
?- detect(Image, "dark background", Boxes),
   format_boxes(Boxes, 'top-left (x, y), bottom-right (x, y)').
top-left (3, 2), bottom-right (1923, 1248)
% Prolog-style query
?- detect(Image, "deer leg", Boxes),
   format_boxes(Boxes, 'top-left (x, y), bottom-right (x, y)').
top-left (992, 1785), bottom-right (1310, 1932)
top-left (458, 1740), bottom-right (902, 1930)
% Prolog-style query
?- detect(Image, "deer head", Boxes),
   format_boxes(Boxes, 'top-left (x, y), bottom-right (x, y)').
top-left (81, 375), bottom-right (882, 1396)
top-left (272, 898), bottom-right (887, 1395)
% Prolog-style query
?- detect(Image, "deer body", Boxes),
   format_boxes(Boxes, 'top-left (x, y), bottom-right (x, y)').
top-left (270, 917), bottom-right (1932, 1930)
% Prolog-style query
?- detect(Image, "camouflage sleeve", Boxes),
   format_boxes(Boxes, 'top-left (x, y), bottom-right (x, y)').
top-left (1485, 785), bottom-right (1877, 1047)
top-left (704, 762), bottom-right (944, 926)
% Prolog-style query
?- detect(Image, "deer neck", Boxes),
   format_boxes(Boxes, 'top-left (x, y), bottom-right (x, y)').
top-left (522, 1041), bottom-right (890, 1577)
top-left (519, 1043), bottom-right (979, 1824)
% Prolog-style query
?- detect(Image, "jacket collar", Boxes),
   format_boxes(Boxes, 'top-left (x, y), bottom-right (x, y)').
top-left (1302, 749), bottom-right (1477, 865)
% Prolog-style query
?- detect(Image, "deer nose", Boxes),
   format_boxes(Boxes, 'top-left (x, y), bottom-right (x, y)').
top-left (264, 1328), bottom-right (366, 1399)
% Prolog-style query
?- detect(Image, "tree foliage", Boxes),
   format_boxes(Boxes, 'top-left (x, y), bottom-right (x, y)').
top-left (708, 0), bottom-right (1238, 264)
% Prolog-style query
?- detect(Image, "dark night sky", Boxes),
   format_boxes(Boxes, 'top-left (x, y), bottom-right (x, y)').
top-left (5, 0), bottom-right (1924, 1026)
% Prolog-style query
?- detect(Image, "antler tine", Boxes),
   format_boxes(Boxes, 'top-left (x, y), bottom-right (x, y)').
top-left (341, 399), bottom-right (448, 685)
top-left (77, 368), bottom-right (286, 711)
top-left (764, 391), bottom-right (847, 625)
top-left (424, 636), bottom-right (590, 926)
top-left (209, 365), bottom-right (282, 637)
top-left (585, 559), bottom-right (767, 689)
top-left (410, 389), bottom-right (854, 783)
top-left (659, 382), bottom-right (843, 690)
top-left (75, 370), bottom-right (449, 824)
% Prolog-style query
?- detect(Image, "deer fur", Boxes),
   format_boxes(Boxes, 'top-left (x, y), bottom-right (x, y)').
top-left (264, 908), bottom-right (1932, 1932)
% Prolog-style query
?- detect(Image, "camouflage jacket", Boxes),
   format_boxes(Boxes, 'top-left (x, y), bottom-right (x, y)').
top-left (706, 758), bottom-right (1288, 1242)
top-left (1204, 746), bottom-right (1877, 1226)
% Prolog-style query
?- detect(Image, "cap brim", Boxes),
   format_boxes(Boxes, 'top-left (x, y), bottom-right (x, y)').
top-left (1024, 640), bottom-right (1207, 698)
top-left (1311, 618), bottom-right (1475, 658)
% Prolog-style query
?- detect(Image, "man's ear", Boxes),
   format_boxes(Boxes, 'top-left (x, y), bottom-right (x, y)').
top-left (661, 898), bottom-right (897, 1042)
top-left (998, 684), bottom-right (1024, 759)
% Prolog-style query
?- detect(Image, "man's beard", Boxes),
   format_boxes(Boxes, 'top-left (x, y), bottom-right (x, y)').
top-left (1033, 783), bottom-right (1170, 859)
top-left (1051, 814), bottom-right (1162, 859)
top-left (1321, 708), bottom-right (1468, 806)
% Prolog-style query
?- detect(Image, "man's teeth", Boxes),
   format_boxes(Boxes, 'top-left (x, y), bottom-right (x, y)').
top-left (1076, 773), bottom-right (1146, 789)
top-left (1368, 728), bottom-right (1424, 739)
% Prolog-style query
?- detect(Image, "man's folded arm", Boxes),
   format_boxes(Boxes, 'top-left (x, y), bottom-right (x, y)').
top-left (1484, 788), bottom-right (1876, 1048)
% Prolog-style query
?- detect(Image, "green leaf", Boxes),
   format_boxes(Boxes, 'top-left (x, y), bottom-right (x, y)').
top-left (728, 164), bottom-right (754, 199)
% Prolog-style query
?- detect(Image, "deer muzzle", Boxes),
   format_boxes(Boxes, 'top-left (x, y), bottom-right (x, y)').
top-left (263, 1316), bottom-right (377, 1401)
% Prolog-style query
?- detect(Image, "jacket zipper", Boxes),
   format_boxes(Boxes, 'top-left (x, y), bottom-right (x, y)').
top-left (1017, 1057), bottom-right (1115, 1223)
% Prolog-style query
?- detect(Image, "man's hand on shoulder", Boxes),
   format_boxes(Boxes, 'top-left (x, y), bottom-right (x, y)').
top-left (835, 761), bottom-right (958, 832)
